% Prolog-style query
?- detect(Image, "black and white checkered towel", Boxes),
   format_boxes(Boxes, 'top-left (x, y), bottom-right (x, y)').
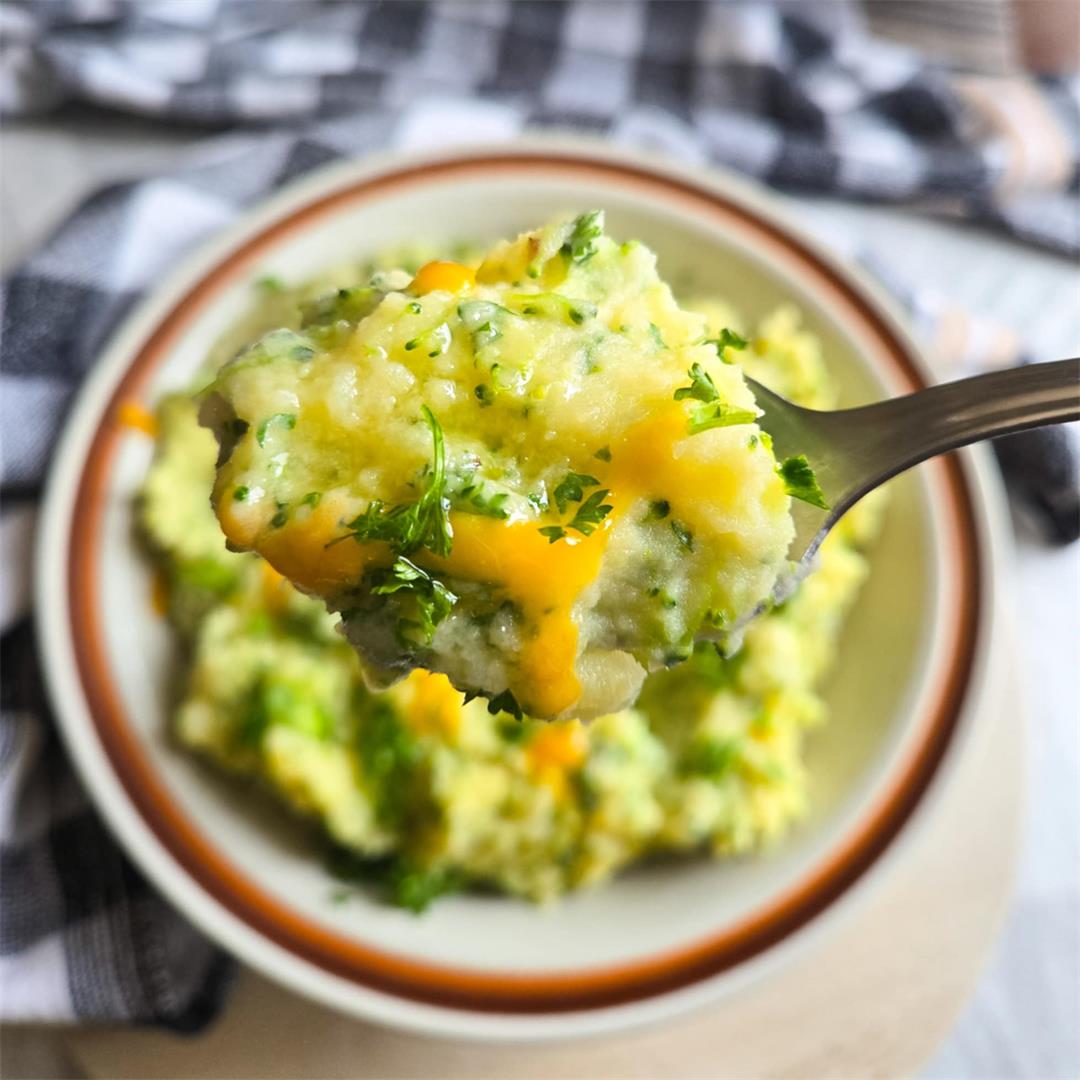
top-left (1, 2), bottom-right (1078, 1032)
top-left (3, 0), bottom-right (1079, 253)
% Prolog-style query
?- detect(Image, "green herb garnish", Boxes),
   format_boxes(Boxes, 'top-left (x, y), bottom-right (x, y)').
top-left (357, 701), bottom-right (420, 826)
top-left (594, 446), bottom-right (612, 462)
top-left (681, 737), bottom-right (742, 779)
top-left (497, 717), bottom-right (528, 742)
top-left (671, 520), bottom-right (694, 551)
top-left (510, 293), bottom-right (597, 326)
top-left (240, 677), bottom-right (326, 749)
top-left (561, 210), bottom-right (604, 264)
top-left (339, 406), bottom-right (452, 557)
top-left (567, 489), bottom-right (613, 536)
top-left (777, 454), bottom-right (829, 509)
top-left (370, 556), bottom-right (457, 649)
top-left (541, 475), bottom-right (612, 542)
top-left (455, 482), bottom-right (509, 519)
top-left (255, 412), bottom-right (296, 447)
top-left (486, 689), bottom-right (524, 720)
top-left (704, 328), bottom-right (748, 363)
top-left (553, 471), bottom-right (600, 514)
top-left (389, 861), bottom-right (464, 914)
top-left (233, 486), bottom-right (249, 502)
top-left (673, 362), bottom-right (719, 403)
top-left (300, 286), bottom-right (381, 330)
top-left (674, 362), bottom-right (757, 434)
top-left (458, 300), bottom-right (509, 351)
top-left (687, 402), bottom-right (757, 434)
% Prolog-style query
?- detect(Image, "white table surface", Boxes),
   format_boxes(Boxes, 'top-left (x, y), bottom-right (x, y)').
top-left (1, 114), bottom-right (1078, 1079)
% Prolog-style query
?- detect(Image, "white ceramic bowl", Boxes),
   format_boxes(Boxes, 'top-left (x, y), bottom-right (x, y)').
top-left (36, 142), bottom-right (1003, 1040)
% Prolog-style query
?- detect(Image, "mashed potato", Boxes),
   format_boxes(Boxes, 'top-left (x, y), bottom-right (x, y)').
top-left (137, 242), bottom-right (881, 909)
top-left (200, 215), bottom-right (799, 721)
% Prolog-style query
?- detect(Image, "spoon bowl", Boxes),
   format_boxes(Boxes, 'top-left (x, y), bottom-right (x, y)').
top-left (748, 357), bottom-right (1080, 577)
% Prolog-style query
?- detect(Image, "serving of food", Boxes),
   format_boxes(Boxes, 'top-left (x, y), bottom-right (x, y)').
top-left (139, 213), bottom-right (882, 910)
top-left (40, 147), bottom-right (994, 1035)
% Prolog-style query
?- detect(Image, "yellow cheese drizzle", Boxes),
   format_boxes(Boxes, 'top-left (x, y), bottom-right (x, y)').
top-left (422, 513), bottom-right (613, 718)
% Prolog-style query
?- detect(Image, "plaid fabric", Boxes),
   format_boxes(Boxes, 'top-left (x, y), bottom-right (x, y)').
top-left (1, 2), bottom-right (1077, 1031)
top-left (2, 0), bottom-right (1078, 254)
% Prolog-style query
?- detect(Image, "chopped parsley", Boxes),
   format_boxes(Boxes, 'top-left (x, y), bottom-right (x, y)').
top-left (454, 481), bottom-right (509, 519)
top-left (511, 293), bottom-right (597, 327)
top-left (458, 300), bottom-right (508, 327)
top-left (648, 322), bottom-right (668, 350)
top-left (356, 701), bottom-right (420, 827)
top-left (540, 474), bottom-right (612, 542)
top-left (176, 557), bottom-right (238, 595)
top-left (497, 717), bottom-right (529, 742)
top-left (255, 412), bottom-right (296, 447)
top-left (486, 689), bottom-right (524, 720)
top-left (405, 321), bottom-right (452, 358)
top-left (300, 491), bottom-right (322, 509)
top-left (339, 406), bottom-right (452, 557)
top-left (300, 286), bottom-right (381, 331)
top-left (239, 676), bottom-right (333, 749)
top-left (255, 274), bottom-right (286, 293)
top-left (553, 471), bottom-right (600, 514)
top-left (703, 328), bottom-right (748, 364)
top-left (561, 210), bottom-right (604, 264)
top-left (369, 556), bottom-right (457, 649)
top-left (681, 736), bottom-right (742, 779)
top-left (670, 520), bottom-right (694, 551)
top-left (777, 454), bottom-right (829, 509)
top-left (594, 446), bottom-right (612, 462)
top-left (389, 861), bottom-right (464, 914)
top-left (325, 848), bottom-right (462, 914)
top-left (687, 401), bottom-right (757, 434)
top-left (474, 383), bottom-right (495, 406)
top-left (673, 362), bottom-right (719, 404)
top-left (232, 485), bottom-right (249, 502)
top-left (674, 362), bottom-right (757, 434)
top-left (645, 499), bottom-right (670, 522)
top-left (567, 489), bottom-right (613, 536)
top-left (270, 502), bottom-right (288, 528)
top-left (458, 299), bottom-right (509, 352)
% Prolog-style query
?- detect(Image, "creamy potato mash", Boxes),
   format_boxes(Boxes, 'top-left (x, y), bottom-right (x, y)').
top-left (200, 215), bottom-right (799, 721)
top-left (136, 246), bottom-right (880, 910)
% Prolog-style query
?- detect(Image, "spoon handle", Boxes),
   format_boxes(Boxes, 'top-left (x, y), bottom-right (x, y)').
top-left (835, 357), bottom-right (1080, 494)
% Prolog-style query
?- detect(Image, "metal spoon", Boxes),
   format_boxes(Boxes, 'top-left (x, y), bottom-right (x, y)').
top-left (745, 356), bottom-right (1080, 608)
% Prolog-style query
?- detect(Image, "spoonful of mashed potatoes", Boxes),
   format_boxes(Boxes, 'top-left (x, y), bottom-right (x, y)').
top-left (200, 213), bottom-right (801, 720)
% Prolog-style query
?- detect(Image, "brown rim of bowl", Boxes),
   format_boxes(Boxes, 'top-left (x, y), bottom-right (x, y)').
top-left (67, 152), bottom-right (980, 1015)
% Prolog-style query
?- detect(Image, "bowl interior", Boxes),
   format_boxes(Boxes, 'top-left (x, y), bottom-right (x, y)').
top-left (93, 163), bottom-right (942, 977)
